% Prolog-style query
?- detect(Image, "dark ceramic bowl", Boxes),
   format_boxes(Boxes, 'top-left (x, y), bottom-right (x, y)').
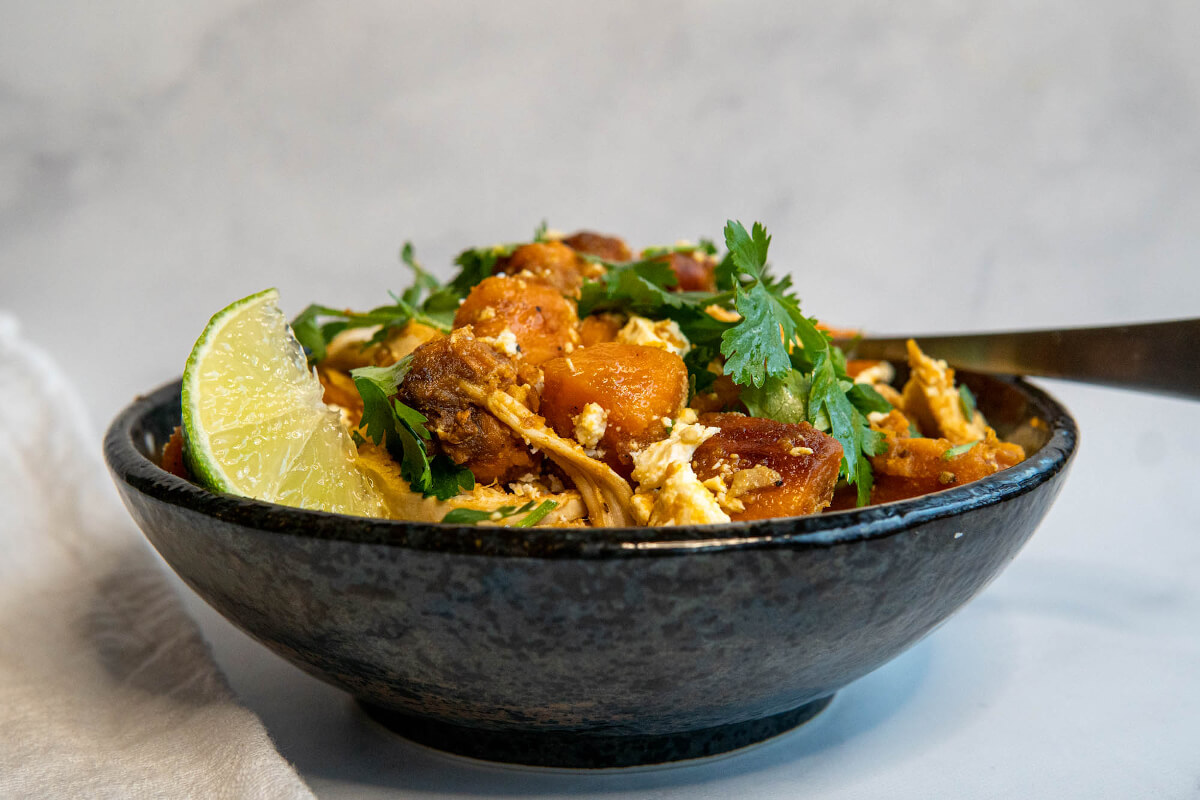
top-left (104, 370), bottom-right (1075, 768)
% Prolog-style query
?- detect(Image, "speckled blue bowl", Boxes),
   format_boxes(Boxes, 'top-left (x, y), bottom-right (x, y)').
top-left (104, 370), bottom-right (1075, 768)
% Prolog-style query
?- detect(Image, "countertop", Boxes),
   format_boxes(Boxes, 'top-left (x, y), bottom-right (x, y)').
top-left (3, 3), bottom-right (1198, 797)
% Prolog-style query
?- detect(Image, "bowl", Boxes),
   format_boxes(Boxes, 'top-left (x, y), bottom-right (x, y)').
top-left (104, 369), bottom-right (1076, 768)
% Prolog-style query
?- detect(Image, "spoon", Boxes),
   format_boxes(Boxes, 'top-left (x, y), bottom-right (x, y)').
top-left (836, 318), bottom-right (1200, 400)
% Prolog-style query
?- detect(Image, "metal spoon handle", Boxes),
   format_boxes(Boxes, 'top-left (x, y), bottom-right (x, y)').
top-left (839, 318), bottom-right (1200, 400)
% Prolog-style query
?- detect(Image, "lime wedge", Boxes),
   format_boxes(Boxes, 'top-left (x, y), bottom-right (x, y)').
top-left (182, 288), bottom-right (386, 517)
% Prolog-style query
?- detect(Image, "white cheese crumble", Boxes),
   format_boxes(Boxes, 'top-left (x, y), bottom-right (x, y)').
top-left (477, 327), bottom-right (520, 357)
top-left (572, 402), bottom-right (608, 449)
top-left (630, 417), bottom-right (729, 526)
top-left (617, 315), bottom-right (692, 357)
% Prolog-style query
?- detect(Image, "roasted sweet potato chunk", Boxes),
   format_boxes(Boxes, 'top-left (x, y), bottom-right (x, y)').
top-left (494, 241), bottom-right (603, 296)
top-left (579, 313), bottom-right (624, 347)
top-left (561, 231), bottom-right (632, 262)
top-left (692, 413), bottom-right (843, 520)
top-left (161, 427), bottom-right (190, 479)
top-left (688, 373), bottom-right (742, 414)
top-left (453, 276), bottom-right (580, 365)
top-left (868, 410), bottom-right (1025, 505)
top-left (654, 251), bottom-right (716, 292)
top-left (541, 342), bottom-right (688, 476)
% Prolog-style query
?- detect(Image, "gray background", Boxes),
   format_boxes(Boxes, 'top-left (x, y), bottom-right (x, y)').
top-left (3, 3), bottom-right (1198, 798)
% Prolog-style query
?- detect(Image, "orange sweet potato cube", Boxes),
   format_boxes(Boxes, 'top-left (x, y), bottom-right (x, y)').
top-left (454, 276), bottom-right (580, 366)
top-left (541, 342), bottom-right (687, 476)
top-left (692, 413), bottom-right (844, 520)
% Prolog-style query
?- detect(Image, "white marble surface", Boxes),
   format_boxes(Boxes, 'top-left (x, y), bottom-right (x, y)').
top-left (3, 2), bottom-right (1199, 798)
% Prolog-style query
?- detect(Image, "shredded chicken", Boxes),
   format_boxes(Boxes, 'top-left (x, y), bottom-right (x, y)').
top-left (356, 443), bottom-right (586, 525)
top-left (461, 384), bottom-right (638, 527)
top-left (900, 338), bottom-right (988, 444)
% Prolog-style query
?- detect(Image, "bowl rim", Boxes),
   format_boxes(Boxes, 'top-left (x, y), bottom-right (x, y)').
top-left (104, 374), bottom-right (1077, 559)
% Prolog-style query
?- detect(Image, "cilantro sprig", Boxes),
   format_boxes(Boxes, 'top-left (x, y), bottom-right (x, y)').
top-left (574, 219), bottom-right (892, 505)
top-left (720, 220), bottom-right (893, 505)
top-left (291, 242), bottom-right (454, 364)
top-left (350, 356), bottom-right (474, 500)
top-left (438, 221), bottom-right (551, 303)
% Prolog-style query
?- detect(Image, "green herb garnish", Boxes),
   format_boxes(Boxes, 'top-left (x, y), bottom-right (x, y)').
top-left (958, 384), bottom-right (978, 420)
top-left (291, 241), bottom-right (453, 363)
top-left (942, 440), bottom-right (981, 460)
top-left (350, 357), bottom-right (474, 499)
top-left (639, 239), bottom-right (719, 258)
top-left (441, 499), bottom-right (557, 526)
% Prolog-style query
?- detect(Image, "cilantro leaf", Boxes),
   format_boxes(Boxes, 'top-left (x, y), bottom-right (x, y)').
top-left (427, 454), bottom-right (477, 500)
top-left (446, 242), bottom-right (518, 299)
top-left (712, 252), bottom-right (737, 292)
top-left (718, 221), bottom-right (831, 388)
top-left (576, 258), bottom-right (681, 317)
top-left (721, 280), bottom-right (791, 387)
top-left (724, 220), bottom-right (772, 278)
top-left (350, 357), bottom-right (475, 498)
top-left (741, 370), bottom-right (811, 424)
top-left (846, 382), bottom-right (893, 416)
top-left (290, 304), bottom-right (329, 362)
top-left (807, 348), bottom-right (885, 507)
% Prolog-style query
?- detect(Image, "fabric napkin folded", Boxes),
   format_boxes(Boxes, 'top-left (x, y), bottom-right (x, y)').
top-left (0, 315), bottom-right (314, 799)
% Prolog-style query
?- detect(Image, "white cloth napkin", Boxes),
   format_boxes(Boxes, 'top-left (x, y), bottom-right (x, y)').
top-left (0, 315), bottom-right (315, 800)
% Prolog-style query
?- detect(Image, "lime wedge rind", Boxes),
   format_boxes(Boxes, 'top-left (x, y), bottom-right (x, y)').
top-left (180, 288), bottom-right (386, 517)
top-left (182, 288), bottom-right (280, 494)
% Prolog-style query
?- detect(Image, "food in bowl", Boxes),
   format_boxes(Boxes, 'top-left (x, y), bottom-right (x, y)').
top-left (170, 221), bottom-right (1025, 527)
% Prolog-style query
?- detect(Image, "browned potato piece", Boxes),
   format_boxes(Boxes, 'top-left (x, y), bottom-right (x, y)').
top-left (692, 413), bottom-right (843, 520)
top-left (495, 241), bottom-right (603, 295)
top-left (541, 343), bottom-right (688, 477)
top-left (317, 365), bottom-right (363, 415)
top-left (396, 329), bottom-right (540, 485)
top-left (868, 410), bottom-right (1025, 505)
top-left (688, 373), bottom-right (742, 415)
top-left (653, 251), bottom-right (716, 292)
top-left (579, 313), bottom-right (624, 347)
top-left (161, 427), bottom-right (189, 479)
top-left (453, 276), bottom-right (580, 366)
top-left (561, 231), bottom-right (632, 262)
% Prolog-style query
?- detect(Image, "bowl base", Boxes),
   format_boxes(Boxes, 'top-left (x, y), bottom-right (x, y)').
top-left (359, 695), bottom-right (834, 768)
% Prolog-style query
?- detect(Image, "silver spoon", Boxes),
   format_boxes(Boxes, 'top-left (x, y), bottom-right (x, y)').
top-left (836, 318), bottom-right (1200, 400)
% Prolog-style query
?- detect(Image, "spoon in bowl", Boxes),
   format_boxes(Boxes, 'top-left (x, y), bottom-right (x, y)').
top-left (836, 318), bottom-right (1200, 400)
